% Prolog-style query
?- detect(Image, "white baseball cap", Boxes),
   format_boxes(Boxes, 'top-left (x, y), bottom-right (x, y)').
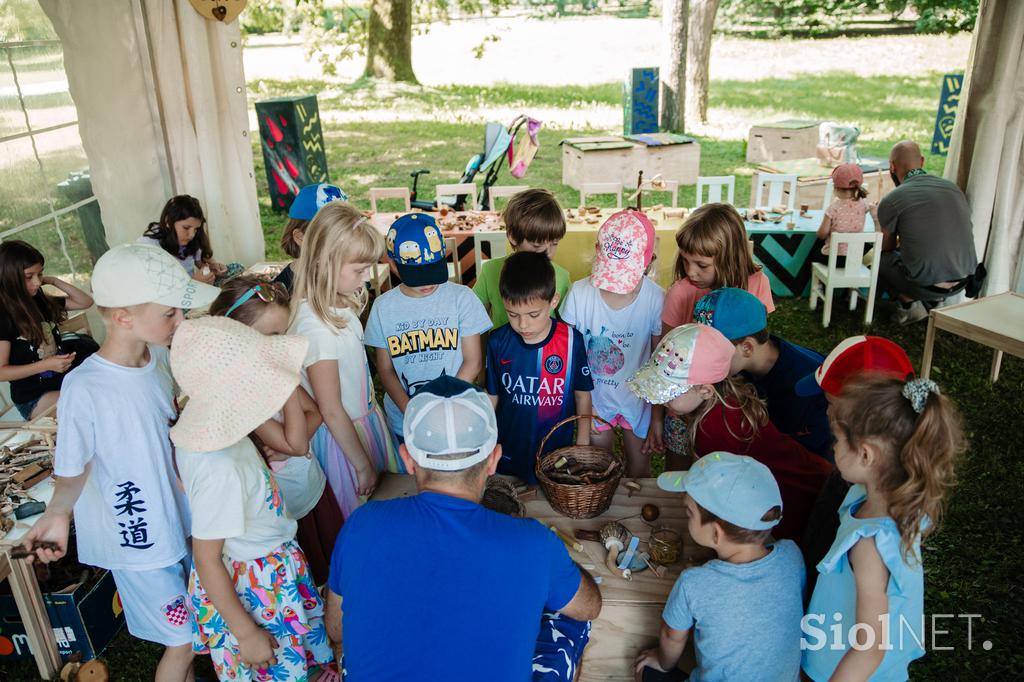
top-left (91, 244), bottom-right (220, 309)
top-left (657, 452), bottom-right (783, 530)
top-left (403, 376), bottom-right (499, 471)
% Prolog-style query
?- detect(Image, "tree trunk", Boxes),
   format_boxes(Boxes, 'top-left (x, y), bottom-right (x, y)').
top-left (363, 0), bottom-right (417, 83)
top-left (660, 0), bottom-right (688, 132)
top-left (685, 0), bottom-right (720, 125)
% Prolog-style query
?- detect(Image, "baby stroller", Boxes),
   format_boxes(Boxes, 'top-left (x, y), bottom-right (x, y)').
top-left (409, 115), bottom-right (542, 211)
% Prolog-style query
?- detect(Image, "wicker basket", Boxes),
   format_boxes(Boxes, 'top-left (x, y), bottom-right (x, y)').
top-left (535, 415), bottom-right (624, 519)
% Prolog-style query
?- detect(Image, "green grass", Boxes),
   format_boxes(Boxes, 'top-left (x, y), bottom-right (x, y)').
top-left (5, 63), bottom-right (1021, 679)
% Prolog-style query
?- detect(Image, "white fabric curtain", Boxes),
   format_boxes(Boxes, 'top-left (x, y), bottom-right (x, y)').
top-left (944, 0), bottom-right (1024, 295)
top-left (38, 0), bottom-right (263, 264)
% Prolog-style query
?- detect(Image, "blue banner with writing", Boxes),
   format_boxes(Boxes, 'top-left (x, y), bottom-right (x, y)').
top-left (931, 74), bottom-right (963, 155)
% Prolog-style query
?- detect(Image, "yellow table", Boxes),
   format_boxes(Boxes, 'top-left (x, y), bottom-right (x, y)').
top-left (372, 474), bottom-right (708, 680)
top-left (560, 208), bottom-right (687, 287)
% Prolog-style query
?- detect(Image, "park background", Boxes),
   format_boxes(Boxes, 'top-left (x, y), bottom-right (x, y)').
top-left (2, 0), bottom-right (1021, 678)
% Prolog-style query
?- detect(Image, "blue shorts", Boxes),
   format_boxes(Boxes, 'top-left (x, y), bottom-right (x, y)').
top-left (15, 397), bottom-right (41, 420)
top-left (532, 611), bottom-right (591, 681)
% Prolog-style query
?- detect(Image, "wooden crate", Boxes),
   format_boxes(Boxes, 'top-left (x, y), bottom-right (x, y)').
top-left (638, 141), bottom-right (701, 186)
top-left (561, 137), bottom-right (701, 190)
top-left (746, 120), bottom-right (820, 164)
top-left (562, 138), bottom-right (637, 189)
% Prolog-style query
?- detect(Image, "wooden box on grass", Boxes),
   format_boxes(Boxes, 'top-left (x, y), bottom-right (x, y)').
top-left (561, 136), bottom-right (701, 190)
top-left (0, 567), bottom-right (123, 662)
top-left (746, 120), bottom-right (820, 163)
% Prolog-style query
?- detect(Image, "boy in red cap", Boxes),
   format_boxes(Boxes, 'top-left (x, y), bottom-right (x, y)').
top-left (797, 335), bottom-right (916, 586)
top-left (813, 163), bottom-right (870, 268)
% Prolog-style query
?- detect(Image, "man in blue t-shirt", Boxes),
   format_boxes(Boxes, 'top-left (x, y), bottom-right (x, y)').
top-left (326, 376), bottom-right (602, 682)
top-left (693, 288), bottom-right (832, 461)
top-left (486, 251), bottom-right (594, 483)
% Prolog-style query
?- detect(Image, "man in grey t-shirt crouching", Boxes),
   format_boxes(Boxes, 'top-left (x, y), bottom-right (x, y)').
top-left (875, 140), bottom-right (981, 324)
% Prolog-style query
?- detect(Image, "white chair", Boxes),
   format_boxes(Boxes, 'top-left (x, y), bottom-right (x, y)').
top-left (369, 187), bottom-right (411, 213)
top-left (638, 179), bottom-right (680, 208)
top-left (368, 261), bottom-right (392, 298)
top-left (821, 179), bottom-right (834, 210)
top-left (579, 182), bottom-right (623, 208)
top-left (695, 176), bottom-right (735, 206)
top-left (809, 231), bottom-right (884, 327)
top-left (444, 237), bottom-right (462, 284)
top-left (435, 183), bottom-right (478, 211)
top-left (487, 185), bottom-right (529, 212)
top-left (473, 232), bottom-right (509, 278)
top-left (753, 172), bottom-right (798, 211)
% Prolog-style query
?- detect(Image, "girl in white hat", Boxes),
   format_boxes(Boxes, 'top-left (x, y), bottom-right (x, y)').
top-left (288, 202), bottom-right (399, 513)
top-left (210, 275), bottom-right (343, 588)
top-left (169, 316), bottom-right (336, 681)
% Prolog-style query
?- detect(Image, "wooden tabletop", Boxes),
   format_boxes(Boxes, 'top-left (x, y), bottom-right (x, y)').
top-left (371, 474), bottom-right (709, 680)
top-left (931, 291), bottom-right (1024, 343)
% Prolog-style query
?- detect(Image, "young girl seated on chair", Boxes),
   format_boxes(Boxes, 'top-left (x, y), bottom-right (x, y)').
top-left (209, 275), bottom-right (343, 586)
top-left (814, 163), bottom-right (870, 267)
top-left (140, 195), bottom-right (242, 285)
top-left (628, 324), bottom-right (832, 542)
top-left (0, 240), bottom-right (94, 419)
top-left (170, 316), bottom-right (336, 681)
top-left (803, 375), bottom-right (964, 681)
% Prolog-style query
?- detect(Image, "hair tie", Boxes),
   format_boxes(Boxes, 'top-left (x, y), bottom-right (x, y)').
top-left (902, 378), bottom-right (939, 414)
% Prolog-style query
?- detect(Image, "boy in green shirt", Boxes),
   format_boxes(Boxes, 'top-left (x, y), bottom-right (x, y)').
top-left (474, 188), bottom-right (570, 327)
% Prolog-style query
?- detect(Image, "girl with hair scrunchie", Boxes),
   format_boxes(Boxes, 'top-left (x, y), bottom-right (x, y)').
top-left (802, 375), bottom-right (964, 681)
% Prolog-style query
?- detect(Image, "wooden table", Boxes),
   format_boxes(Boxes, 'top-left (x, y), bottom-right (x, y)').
top-left (370, 211), bottom-right (503, 287)
top-left (562, 208), bottom-right (687, 287)
top-left (0, 428), bottom-right (63, 679)
top-left (744, 208), bottom-right (876, 297)
top-left (373, 474), bottom-right (710, 681)
top-left (921, 292), bottom-right (1024, 383)
top-left (752, 157), bottom-right (895, 210)
top-left (369, 209), bottom-right (687, 289)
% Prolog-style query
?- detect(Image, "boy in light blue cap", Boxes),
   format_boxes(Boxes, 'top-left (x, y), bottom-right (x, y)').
top-left (695, 287), bottom-right (832, 461)
top-left (634, 452), bottom-right (806, 682)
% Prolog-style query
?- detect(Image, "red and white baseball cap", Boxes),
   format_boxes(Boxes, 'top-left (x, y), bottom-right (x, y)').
top-left (795, 335), bottom-right (914, 397)
top-left (591, 210), bottom-right (655, 294)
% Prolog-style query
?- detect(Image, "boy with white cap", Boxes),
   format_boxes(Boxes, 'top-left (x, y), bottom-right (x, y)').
top-left (561, 209), bottom-right (664, 476)
top-left (326, 375), bottom-right (602, 682)
top-left (635, 453), bottom-right (806, 682)
top-left (23, 244), bottom-right (219, 681)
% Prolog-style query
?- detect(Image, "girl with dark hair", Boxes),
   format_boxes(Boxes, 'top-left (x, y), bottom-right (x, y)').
top-left (0, 240), bottom-right (93, 418)
top-left (139, 194), bottom-right (241, 284)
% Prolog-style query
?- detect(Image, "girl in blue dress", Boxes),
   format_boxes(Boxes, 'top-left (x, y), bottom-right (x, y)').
top-left (802, 375), bottom-right (964, 681)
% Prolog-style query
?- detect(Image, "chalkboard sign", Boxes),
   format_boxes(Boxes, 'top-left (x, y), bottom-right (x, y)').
top-left (255, 95), bottom-right (330, 211)
top-left (931, 74), bottom-right (963, 156)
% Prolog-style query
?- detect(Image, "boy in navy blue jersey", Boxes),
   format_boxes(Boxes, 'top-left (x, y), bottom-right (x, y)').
top-left (486, 251), bottom-right (593, 483)
top-left (694, 287), bottom-right (832, 461)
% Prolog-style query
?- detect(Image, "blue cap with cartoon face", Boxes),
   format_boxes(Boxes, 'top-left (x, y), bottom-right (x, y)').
top-left (386, 213), bottom-right (448, 287)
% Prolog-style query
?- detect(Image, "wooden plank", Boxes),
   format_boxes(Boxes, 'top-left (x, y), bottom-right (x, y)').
top-left (3, 552), bottom-right (62, 678)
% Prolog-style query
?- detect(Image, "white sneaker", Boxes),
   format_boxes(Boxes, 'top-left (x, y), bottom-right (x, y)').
top-left (892, 300), bottom-right (928, 325)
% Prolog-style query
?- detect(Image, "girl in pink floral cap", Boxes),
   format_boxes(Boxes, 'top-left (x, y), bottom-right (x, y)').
top-left (561, 209), bottom-right (664, 476)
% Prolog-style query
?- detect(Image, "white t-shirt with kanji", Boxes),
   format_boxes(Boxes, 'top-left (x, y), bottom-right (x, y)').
top-left (54, 346), bottom-right (190, 571)
top-left (177, 438), bottom-right (298, 562)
